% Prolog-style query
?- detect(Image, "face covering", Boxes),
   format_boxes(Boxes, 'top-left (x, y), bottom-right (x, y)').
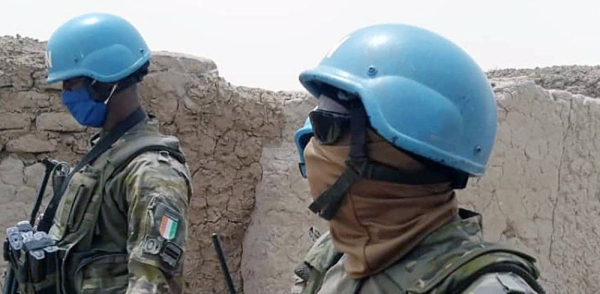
top-left (61, 86), bottom-right (112, 128)
top-left (304, 131), bottom-right (458, 279)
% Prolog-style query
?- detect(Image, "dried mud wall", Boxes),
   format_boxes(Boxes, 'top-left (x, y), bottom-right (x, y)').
top-left (0, 36), bottom-right (287, 293)
top-left (1, 35), bottom-right (598, 294)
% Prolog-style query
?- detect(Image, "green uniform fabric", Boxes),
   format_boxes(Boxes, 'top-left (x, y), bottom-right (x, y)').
top-left (46, 117), bottom-right (192, 294)
top-left (292, 209), bottom-right (543, 294)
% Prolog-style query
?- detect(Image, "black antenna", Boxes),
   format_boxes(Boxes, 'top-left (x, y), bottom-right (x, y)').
top-left (211, 233), bottom-right (236, 294)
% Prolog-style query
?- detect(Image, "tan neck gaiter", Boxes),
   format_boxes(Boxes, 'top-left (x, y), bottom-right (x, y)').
top-left (304, 131), bottom-right (458, 279)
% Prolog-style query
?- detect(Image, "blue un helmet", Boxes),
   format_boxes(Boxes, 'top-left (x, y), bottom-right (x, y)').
top-left (45, 12), bottom-right (151, 84)
top-left (294, 24), bottom-right (497, 220)
top-left (294, 117), bottom-right (314, 178)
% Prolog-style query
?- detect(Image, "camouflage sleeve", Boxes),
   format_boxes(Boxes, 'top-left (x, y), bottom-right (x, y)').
top-left (291, 229), bottom-right (343, 294)
top-left (461, 272), bottom-right (539, 294)
top-left (123, 151), bottom-right (192, 294)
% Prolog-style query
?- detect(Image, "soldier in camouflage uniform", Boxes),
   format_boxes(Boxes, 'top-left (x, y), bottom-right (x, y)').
top-left (291, 24), bottom-right (546, 293)
top-left (22, 13), bottom-right (192, 293)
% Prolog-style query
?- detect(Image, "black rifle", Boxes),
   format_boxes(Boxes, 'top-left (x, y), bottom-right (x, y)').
top-left (211, 233), bottom-right (236, 294)
top-left (2, 158), bottom-right (61, 294)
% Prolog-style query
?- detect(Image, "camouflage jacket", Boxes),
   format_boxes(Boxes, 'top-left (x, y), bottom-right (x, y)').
top-left (292, 209), bottom-right (544, 294)
top-left (47, 117), bottom-right (193, 294)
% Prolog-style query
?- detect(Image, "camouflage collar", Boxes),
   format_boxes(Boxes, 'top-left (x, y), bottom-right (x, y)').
top-left (416, 208), bottom-right (484, 248)
top-left (383, 208), bottom-right (540, 294)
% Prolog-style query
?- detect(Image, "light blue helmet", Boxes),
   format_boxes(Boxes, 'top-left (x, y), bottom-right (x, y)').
top-left (294, 117), bottom-right (314, 178)
top-left (294, 23), bottom-right (497, 177)
top-left (45, 13), bottom-right (151, 84)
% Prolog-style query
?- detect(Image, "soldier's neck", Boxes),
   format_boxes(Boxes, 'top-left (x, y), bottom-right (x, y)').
top-left (102, 90), bottom-right (141, 133)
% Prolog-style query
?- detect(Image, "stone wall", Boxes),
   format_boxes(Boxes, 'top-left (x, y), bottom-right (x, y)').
top-left (1, 35), bottom-right (599, 294)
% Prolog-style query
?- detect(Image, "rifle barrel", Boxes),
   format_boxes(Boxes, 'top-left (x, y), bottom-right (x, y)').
top-left (211, 233), bottom-right (236, 294)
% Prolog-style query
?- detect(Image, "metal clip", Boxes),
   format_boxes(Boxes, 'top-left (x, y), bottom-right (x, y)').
top-left (157, 150), bottom-right (170, 164)
top-left (17, 221), bottom-right (33, 232)
top-left (6, 227), bottom-right (22, 251)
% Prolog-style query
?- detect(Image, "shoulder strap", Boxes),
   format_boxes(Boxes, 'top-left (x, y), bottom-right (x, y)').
top-left (36, 107), bottom-right (148, 233)
top-left (449, 262), bottom-right (546, 294)
top-left (101, 134), bottom-right (186, 182)
top-left (402, 244), bottom-right (542, 294)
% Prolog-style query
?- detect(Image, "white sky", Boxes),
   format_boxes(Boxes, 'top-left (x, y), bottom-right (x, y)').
top-left (2, 0), bottom-right (599, 91)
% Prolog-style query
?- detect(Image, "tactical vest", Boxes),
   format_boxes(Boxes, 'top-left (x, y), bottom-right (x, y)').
top-left (294, 211), bottom-right (545, 294)
top-left (7, 133), bottom-right (185, 294)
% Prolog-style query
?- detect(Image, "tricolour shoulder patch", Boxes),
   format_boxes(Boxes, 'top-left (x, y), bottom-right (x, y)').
top-left (159, 214), bottom-right (178, 240)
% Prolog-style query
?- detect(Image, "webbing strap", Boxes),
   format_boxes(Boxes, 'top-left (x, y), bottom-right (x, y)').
top-left (36, 107), bottom-right (147, 233)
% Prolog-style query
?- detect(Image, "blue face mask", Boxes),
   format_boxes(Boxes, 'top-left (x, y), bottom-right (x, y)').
top-left (61, 88), bottom-right (107, 128)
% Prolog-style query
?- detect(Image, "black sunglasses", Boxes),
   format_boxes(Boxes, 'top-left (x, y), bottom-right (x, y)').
top-left (308, 109), bottom-right (351, 145)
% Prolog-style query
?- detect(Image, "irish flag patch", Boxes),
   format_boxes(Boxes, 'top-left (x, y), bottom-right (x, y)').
top-left (159, 215), bottom-right (178, 240)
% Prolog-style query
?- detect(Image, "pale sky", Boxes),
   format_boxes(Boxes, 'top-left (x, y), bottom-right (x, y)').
top-left (2, 0), bottom-right (599, 91)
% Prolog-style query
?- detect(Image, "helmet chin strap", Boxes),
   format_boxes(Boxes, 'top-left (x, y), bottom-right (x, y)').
top-left (106, 83), bottom-right (118, 101)
top-left (87, 61), bottom-right (150, 103)
top-left (308, 102), bottom-right (369, 220)
top-left (88, 80), bottom-right (118, 103)
top-left (308, 101), bottom-right (457, 221)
